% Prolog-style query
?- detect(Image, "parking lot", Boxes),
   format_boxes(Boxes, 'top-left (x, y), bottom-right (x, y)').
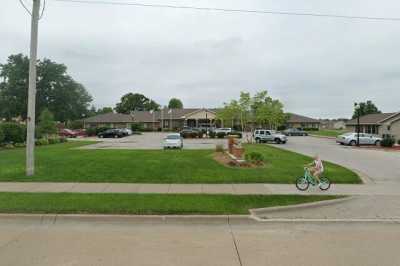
top-left (78, 132), bottom-right (230, 150)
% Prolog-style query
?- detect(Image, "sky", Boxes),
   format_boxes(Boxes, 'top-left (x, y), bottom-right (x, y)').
top-left (1, 0), bottom-right (400, 118)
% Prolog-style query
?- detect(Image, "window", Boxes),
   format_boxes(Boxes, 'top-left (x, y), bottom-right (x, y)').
top-left (387, 125), bottom-right (391, 131)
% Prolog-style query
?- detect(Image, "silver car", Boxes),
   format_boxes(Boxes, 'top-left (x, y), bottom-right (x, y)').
top-left (253, 129), bottom-right (287, 144)
top-left (163, 133), bottom-right (183, 149)
top-left (336, 132), bottom-right (382, 146)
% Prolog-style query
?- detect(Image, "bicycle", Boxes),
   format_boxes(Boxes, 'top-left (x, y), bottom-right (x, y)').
top-left (295, 167), bottom-right (331, 191)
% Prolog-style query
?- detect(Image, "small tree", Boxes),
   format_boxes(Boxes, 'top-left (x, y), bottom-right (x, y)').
top-left (37, 109), bottom-right (57, 138)
top-left (0, 126), bottom-right (4, 144)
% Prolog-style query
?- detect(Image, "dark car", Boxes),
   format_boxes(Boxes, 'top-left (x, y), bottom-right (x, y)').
top-left (283, 128), bottom-right (308, 136)
top-left (97, 129), bottom-right (125, 138)
top-left (180, 127), bottom-right (200, 138)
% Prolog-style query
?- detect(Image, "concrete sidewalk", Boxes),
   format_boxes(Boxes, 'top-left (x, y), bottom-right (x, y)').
top-left (1, 182), bottom-right (400, 195)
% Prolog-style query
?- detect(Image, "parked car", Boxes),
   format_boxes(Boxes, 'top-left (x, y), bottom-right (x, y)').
top-left (97, 129), bottom-right (126, 138)
top-left (283, 128), bottom-right (308, 136)
top-left (214, 128), bottom-right (232, 135)
top-left (180, 127), bottom-right (200, 138)
top-left (336, 132), bottom-right (382, 146)
top-left (253, 129), bottom-right (287, 144)
top-left (163, 133), bottom-right (183, 149)
top-left (120, 128), bottom-right (133, 135)
top-left (59, 129), bottom-right (79, 138)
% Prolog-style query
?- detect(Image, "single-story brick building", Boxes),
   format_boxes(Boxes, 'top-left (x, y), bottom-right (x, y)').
top-left (346, 112), bottom-right (400, 140)
top-left (286, 113), bottom-right (320, 130)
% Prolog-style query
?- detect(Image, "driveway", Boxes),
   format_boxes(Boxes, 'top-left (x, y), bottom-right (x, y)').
top-left (275, 136), bottom-right (400, 184)
top-left (78, 132), bottom-right (229, 150)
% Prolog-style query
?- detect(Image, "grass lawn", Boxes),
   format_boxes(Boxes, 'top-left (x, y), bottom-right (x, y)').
top-left (311, 130), bottom-right (348, 138)
top-left (0, 141), bottom-right (361, 184)
top-left (0, 193), bottom-right (340, 215)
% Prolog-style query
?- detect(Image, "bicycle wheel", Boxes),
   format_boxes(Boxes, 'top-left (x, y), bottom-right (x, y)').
top-left (295, 177), bottom-right (309, 191)
top-left (319, 177), bottom-right (331, 191)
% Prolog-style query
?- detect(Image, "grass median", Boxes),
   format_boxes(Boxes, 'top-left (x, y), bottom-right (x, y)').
top-left (0, 141), bottom-right (361, 183)
top-left (310, 130), bottom-right (347, 138)
top-left (0, 193), bottom-right (341, 215)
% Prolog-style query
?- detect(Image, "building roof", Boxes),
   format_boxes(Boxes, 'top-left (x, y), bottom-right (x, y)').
top-left (287, 113), bottom-right (320, 124)
top-left (346, 113), bottom-right (396, 125)
top-left (133, 108), bottom-right (218, 122)
top-left (83, 112), bottom-right (134, 123)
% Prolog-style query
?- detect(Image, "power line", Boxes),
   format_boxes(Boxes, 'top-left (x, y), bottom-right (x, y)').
top-left (39, 0), bottom-right (47, 19)
top-left (51, 0), bottom-right (400, 22)
top-left (18, 0), bottom-right (32, 16)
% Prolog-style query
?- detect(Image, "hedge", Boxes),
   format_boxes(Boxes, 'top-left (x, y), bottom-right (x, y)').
top-left (0, 123), bottom-right (26, 144)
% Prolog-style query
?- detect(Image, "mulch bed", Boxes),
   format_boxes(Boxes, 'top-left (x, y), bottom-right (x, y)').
top-left (213, 152), bottom-right (265, 168)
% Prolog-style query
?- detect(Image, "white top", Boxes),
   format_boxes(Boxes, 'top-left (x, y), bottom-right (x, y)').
top-left (314, 159), bottom-right (324, 172)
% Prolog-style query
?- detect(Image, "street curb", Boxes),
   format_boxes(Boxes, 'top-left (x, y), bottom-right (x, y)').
top-left (0, 213), bottom-right (255, 224)
top-left (249, 196), bottom-right (354, 217)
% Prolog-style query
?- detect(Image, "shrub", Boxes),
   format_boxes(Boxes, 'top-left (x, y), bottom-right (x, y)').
top-left (131, 123), bottom-right (144, 132)
top-left (0, 123), bottom-right (26, 143)
top-left (398, 139), bottom-right (400, 145)
top-left (48, 137), bottom-right (61, 144)
top-left (215, 144), bottom-right (224, 152)
top-left (59, 137), bottom-right (68, 143)
top-left (3, 143), bottom-right (15, 149)
top-left (381, 136), bottom-right (395, 147)
top-left (197, 131), bottom-right (204, 138)
top-left (85, 127), bottom-right (97, 136)
top-left (0, 127), bottom-right (4, 144)
top-left (245, 152), bottom-right (264, 164)
top-left (216, 132), bottom-right (226, 139)
top-left (14, 143), bottom-right (26, 148)
top-left (35, 139), bottom-right (49, 146)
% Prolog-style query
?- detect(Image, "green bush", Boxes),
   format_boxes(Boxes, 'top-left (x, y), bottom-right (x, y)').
top-left (14, 143), bottom-right (26, 148)
top-left (197, 131), bottom-right (204, 138)
top-left (381, 136), bottom-right (395, 147)
top-left (217, 132), bottom-right (226, 139)
top-left (0, 127), bottom-right (4, 144)
top-left (3, 143), bottom-right (15, 149)
top-left (397, 139), bottom-right (400, 145)
top-left (131, 123), bottom-right (144, 132)
top-left (48, 137), bottom-right (61, 144)
top-left (59, 137), bottom-right (68, 143)
top-left (35, 139), bottom-right (49, 146)
top-left (245, 152), bottom-right (264, 164)
top-left (0, 123), bottom-right (26, 143)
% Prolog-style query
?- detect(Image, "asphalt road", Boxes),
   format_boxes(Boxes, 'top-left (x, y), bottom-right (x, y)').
top-left (0, 217), bottom-right (399, 266)
top-left (275, 136), bottom-right (400, 184)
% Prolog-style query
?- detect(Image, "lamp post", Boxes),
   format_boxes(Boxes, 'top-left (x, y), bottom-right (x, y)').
top-left (354, 102), bottom-right (360, 146)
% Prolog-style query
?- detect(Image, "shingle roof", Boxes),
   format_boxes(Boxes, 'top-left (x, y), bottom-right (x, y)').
top-left (346, 113), bottom-right (396, 125)
top-left (287, 113), bottom-right (320, 124)
top-left (133, 108), bottom-right (218, 122)
top-left (83, 113), bottom-right (134, 123)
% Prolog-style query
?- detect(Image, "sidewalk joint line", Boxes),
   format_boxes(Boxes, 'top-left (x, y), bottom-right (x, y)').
top-left (228, 216), bottom-right (243, 266)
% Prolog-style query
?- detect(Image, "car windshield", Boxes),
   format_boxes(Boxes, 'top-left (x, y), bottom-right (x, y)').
top-left (343, 132), bottom-right (353, 136)
top-left (166, 135), bottom-right (180, 139)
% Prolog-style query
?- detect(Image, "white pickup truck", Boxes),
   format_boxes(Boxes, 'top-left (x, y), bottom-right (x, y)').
top-left (253, 129), bottom-right (287, 144)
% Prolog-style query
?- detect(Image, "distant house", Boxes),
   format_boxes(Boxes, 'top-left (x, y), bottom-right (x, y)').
top-left (346, 112), bottom-right (400, 140)
top-left (286, 113), bottom-right (320, 130)
top-left (320, 119), bottom-right (348, 130)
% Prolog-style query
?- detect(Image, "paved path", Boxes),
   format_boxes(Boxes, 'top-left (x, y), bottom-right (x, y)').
top-left (0, 216), bottom-right (399, 266)
top-left (2, 182), bottom-right (400, 195)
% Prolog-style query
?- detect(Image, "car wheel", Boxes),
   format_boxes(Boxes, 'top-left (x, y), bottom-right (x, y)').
top-left (99, 135), bottom-right (103, 138)
top-left (275, 138), bottom-right (282, 144)
top-left (350, 140), bottom-right (357, 146)
top-left (114, 135), bottom-right (118, 138)
top-left (255, 138), bottom-right (261, 143)
top-left (375, 140), bottom-right (381, 146)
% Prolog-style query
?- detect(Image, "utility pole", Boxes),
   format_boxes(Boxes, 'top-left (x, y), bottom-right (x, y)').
top-left (26, 0), bottom-right (41, 176)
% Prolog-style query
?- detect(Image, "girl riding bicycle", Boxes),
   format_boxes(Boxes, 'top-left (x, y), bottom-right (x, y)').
top-left (306, 155), bottom-right (324, 182)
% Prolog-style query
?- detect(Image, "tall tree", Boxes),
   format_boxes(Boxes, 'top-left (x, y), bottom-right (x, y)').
top-left (0, 54), bottom-right (93, 122)
top-left (115, 93), bottom-right (160, 113)
top-left (352, 100), bottom-right (381, 119)
top-left (168, 98), bottom-right (183, 109)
